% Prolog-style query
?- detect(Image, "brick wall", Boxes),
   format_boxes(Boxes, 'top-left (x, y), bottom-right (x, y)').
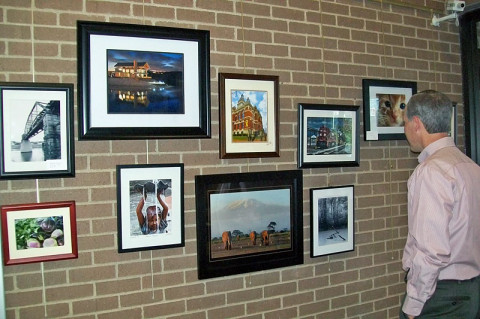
top-left (0, 0), bottom-right (464, 318)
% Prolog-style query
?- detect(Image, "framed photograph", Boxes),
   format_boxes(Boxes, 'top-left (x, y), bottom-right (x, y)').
top-left (1, 201), bottom-right (78, 265)
top-left (449, 102), bottom-right (457, 144)
top-left (310, 186), bottom-right (354, 258)
top-left (298, 103), bottom-right (360, 168)
top-left (77, 21), bottom-right (211, 140)
top-left (0, 82), bottom-right (75, 180)
top-left (362, 79), bottom-right (417, 141)
top-left (0, 225), bottom-right (5, 318)
top-left (219, 73), bottom-right (279, 158)
top-left (195, 170), bottom-right (303, 279)
top-left (116, 163), bottom-right (184, 253)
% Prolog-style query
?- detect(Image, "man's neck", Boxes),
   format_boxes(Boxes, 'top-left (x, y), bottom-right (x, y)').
top-left (421, 132), bottom-right (448, 150)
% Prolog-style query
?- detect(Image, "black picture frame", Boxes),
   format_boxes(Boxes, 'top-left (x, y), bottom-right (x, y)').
top-left (195, 170), bottom-right (303, 279)
top-left (450, 102), bottom-right (457, 144)
top-left (298, 103), bottom-right (360, 168)
top-left (0, 82), bottom-right (75, 180)
top-left (310, 185), bottom-right (354, 258)
top-left (459, 4), bottom-right (480, 164)
top-left (219, 73), bottom-right (280, 159)
top-left (362, 79), bottom-right (417, 141)
top-left (77, 20), bottom-right (211, 140)
top-left (116, 163), bottom-right (184, 253)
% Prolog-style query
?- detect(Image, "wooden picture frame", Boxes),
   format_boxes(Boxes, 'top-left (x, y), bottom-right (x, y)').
top-left (77, 21), bottom-right (211, 140)
top-left (310, 186), bottom-right (354, 258)
top-left (1, 201), bottom-right (78, 265)
top-left (362, 79), bottom-right (417, 141)
top-left (116, 163), bottom-right (184, 253)
top-left (195, 170), bottom-right (303, 279)
top-left (219, 73), bottom-right (279, 158)
top-left (298, 103), bottom-right (360, 168)
top-left (0, 225), bottom-right (5, 317)
top-left (0, 82), bottom-right (75, 180)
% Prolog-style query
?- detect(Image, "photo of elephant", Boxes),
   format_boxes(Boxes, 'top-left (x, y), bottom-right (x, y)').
top-left (249, 231), bottom-right (257, 246)
top-left (222, 231), bottom-right (232, 250)
top-left (209, 188), bottom-right (292, 259)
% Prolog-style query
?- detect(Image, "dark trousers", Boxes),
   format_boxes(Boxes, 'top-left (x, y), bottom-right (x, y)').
top-left (400, 275), bottom-right (480, 318)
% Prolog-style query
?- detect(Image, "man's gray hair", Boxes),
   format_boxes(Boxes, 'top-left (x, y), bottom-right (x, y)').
top-left (406, 90), bottom-right (452, 134)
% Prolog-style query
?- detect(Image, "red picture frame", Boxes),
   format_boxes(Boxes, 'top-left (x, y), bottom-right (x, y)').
top-left (1, 201), bottom-right (78, 265)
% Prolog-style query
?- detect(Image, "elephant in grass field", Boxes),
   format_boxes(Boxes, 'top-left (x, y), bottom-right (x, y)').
top-left (222, 231), bottom-right (232, 250)
top-left (249, 231), bottom-right (257, 246)
top-left (260, 230), bottom-right (270, 246)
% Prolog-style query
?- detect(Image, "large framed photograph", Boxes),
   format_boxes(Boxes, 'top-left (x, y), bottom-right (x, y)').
top-left (195, 170), bottom-right (303, 279)
top-left (219, 73), bottom-right (279, 158)
top-left (310, 186), bottom-right (354, 258)
top-left (116, 163), bottom-right (184, 253)
top-left (1, 201), bottom-right (78, 265)
top-left (298, 103), bottom-right (360, 168)
top-left (0, 82), bottom-right (75, 180)
top-left (77, 21), bottom-right (211, 140)
top-left (363, 79), bottom-right (417, 140)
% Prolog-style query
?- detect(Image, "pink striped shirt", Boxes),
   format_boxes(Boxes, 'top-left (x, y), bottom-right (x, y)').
top-left (402, 137), bottom-right (480, 316)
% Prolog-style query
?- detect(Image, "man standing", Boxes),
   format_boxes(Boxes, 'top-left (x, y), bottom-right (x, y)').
top-left (400, 90), bottom-right (480, 318)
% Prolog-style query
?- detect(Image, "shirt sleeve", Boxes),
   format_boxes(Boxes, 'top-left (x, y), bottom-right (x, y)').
top-left (402, 164), bottom-right (454, 316)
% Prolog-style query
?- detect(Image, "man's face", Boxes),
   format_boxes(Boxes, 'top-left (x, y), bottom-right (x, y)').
top-left (403, 109), bottom-right (422, 153)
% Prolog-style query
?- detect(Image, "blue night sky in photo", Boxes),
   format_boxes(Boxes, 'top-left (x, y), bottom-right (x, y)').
top-left (107, 50), bottom-right (184, 72)
top-left (231, 90), bottom-right (268, 131)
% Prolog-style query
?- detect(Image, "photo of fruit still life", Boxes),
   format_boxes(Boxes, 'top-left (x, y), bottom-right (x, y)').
top-left (15, 216), bottom-right (64, 249)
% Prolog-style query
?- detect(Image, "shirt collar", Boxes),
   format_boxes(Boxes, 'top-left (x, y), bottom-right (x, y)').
top-left (418, 137), bottom-right (455, 163)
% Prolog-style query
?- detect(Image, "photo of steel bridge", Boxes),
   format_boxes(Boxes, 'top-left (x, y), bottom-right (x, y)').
top-left (10, 100), bottom-right (61, 163)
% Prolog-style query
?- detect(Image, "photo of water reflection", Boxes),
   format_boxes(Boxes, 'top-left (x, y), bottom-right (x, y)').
top-left (106, 49), bottom-right (185, 114)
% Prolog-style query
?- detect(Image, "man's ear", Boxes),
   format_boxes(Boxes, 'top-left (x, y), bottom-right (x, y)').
top-left (412, 116), bottom-right (423, 132)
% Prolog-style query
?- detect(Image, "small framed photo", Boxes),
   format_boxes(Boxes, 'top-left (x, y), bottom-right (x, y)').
top-left (195, 170), bottom-right (303, 279)
top-left (77, 21), bottom-right (211, 140)
top-left (219, 73), bottom-right (279, 158)
top-left (0, 82), bottom-right (75, 180)
top-left (298, 103), bottom-right (360, 168)
top-left (1, 201), bottom-right (78, 265)
top-left (362, 79), bottom-right (417, 141)
top-left (116, 163), bottom-right (184, 253)
top-left (310, 186), bottom-right (354, 258)
top-left (450, 102), bottom-right (457, 144)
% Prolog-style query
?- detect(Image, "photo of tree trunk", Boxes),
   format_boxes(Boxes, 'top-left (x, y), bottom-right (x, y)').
top-left (317, 196), bottom-right (348, 246)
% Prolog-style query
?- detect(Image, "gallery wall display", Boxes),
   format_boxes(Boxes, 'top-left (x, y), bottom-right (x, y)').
top-left (298, 103), bottom-right (360, 168)
top-left (116, 163), bottom-right (184, 253)
top-left (310, 185), bottom-right (354, 258)
top-left (1, 201), bottom-right (78, 265)
top-left (362, 79), bottom-right (417, 141)
top-left (77, 21), bottom-right (211, 140)
top-left (0, 82), bottom-right (75, 180)
top-left (218, 73), bottom-right (279, 158)
top-left (195, 170), bottom-right (303, 279)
